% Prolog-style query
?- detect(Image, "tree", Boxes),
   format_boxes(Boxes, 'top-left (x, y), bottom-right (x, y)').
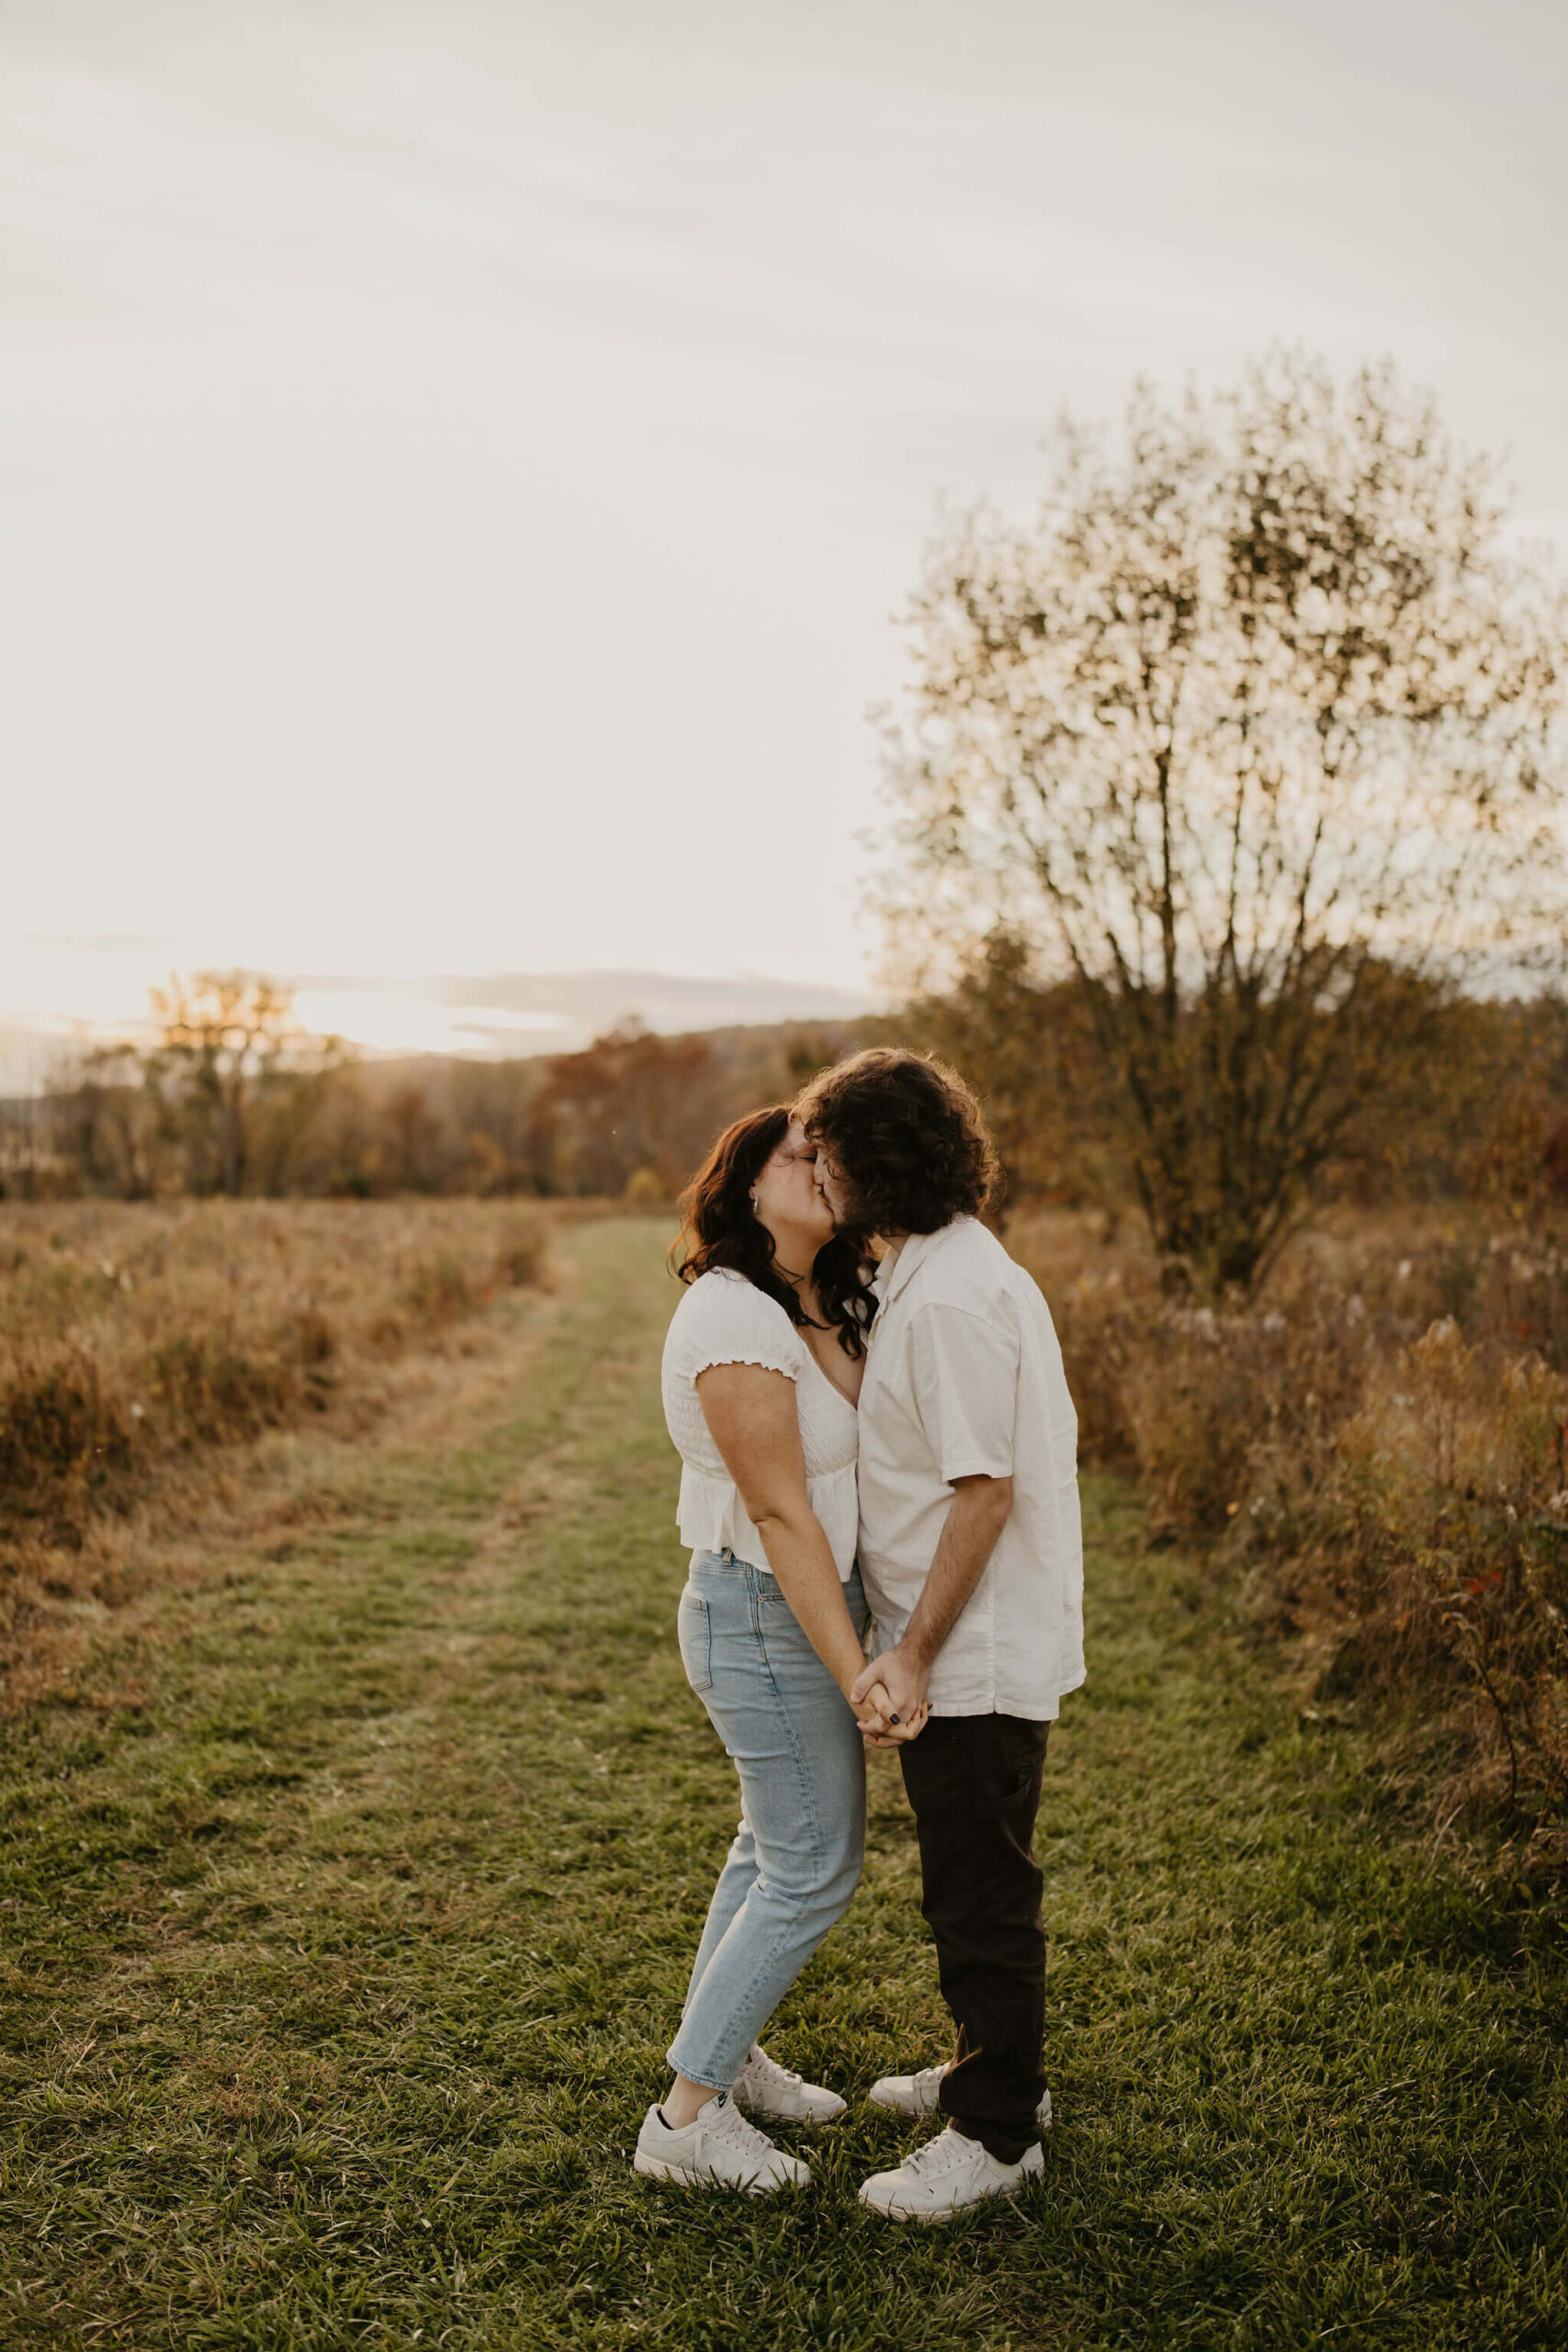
top-left (895, 933), bottom-right (1121, 1219)
top-left (883, 351), bottom-right (1568, 1293)
top-left (148, 973), bottom-right (350, 1196)
top-left (50, 1043), bottom-right (164, 1198)
top-left (529, 1021), bottom-right (717, 1197)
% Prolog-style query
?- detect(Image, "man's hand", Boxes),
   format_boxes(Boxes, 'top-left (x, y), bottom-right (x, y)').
top-left (852, 1675), bottom-right (926, 1747)
top-left (852, 1643), bottom-right (928, 1724)
top-left (851, 1644), bottom-right (929, 1747)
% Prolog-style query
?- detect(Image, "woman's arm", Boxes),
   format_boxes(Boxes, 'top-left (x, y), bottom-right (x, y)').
top-left (694, 1362), bottom-right (909, 1731)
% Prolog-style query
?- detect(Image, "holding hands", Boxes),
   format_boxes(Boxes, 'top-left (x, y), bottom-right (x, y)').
top-left (851, 1645), bottom-right (931, 1748)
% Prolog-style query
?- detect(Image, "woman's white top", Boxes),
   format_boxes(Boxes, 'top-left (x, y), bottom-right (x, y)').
top-left (661, 1268), bottom-right (860, 1580)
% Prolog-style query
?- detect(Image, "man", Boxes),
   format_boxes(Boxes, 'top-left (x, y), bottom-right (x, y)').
top-left (796, 1047), bottom-right (1084, 2222)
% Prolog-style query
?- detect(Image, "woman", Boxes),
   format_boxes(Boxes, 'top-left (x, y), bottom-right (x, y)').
top-left (635, 1107), bottom-right (928, 2195)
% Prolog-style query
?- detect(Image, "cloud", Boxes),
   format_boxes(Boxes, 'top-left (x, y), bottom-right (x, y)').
top-left (0, 957), bottom-right (874, 1082)
top-left (292, 967), bottom-right (874, 1056)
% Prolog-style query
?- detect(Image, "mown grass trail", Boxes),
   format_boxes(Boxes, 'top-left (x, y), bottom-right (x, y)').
top-left (2, 1219), bottom-right (1563, 2350)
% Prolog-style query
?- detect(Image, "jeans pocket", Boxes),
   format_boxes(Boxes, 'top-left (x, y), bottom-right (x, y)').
top-left (1002, 1721), bottom-right (1049, 1805)
top-left (677, 1590), bottom-right (713, 1692)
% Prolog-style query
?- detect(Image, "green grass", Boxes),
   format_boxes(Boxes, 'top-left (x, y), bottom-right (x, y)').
top-left (2, 1218), bottom-right (1563, 2350)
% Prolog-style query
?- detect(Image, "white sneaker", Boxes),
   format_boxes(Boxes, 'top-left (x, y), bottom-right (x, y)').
top-left (633, 2091), bottom-right (810, 2195)
top-left (859, 2123), bottom-right (1043, 2222)
top-left (733, 2042), bottom-right (847, 2124)
top-left (868, 2061), bottom-right (1053, 2132)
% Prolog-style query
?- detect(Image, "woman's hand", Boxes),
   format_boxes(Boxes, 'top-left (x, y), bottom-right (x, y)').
top-left (860, 1703), bottom-right (931, 1747)
top-left (854, 1676), bottom-right (931, 1747)
top-left (851, 1636), bottom-right (926, 1749)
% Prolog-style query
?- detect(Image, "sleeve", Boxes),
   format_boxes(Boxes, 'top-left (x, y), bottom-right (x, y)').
top-left (682, 1277), bottom-right (799, 1384)
top-left (908, 1300), bottom-right (1019, 1482)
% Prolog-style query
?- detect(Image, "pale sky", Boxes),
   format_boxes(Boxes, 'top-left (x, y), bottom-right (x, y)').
top-left (2, 0), bottom-right (1564, 1072)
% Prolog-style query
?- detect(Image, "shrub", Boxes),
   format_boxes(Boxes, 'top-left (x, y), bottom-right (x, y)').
top-left (493, 1215), bottom-right (547, 1290)
top-left (1011, 1207), bottom-right (1568, 1865)
top-left (0, 1357), bottom-right (133, 1511)
top-left (403, 1252), bottom-right (477, 1325)
top-left (147, 1333), bottom-right (294, 1444)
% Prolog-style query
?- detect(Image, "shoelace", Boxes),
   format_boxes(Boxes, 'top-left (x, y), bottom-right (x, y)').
top-left (746, 2047), bottom-right (803, 2094)
top-left (706, 2096), bottom-right (775, 2157)
top-left (903, 2129), bottom-right (971, 2181)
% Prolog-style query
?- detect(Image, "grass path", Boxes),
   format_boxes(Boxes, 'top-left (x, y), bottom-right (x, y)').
top-left (2, 1219), bottom-right (1563, 2351)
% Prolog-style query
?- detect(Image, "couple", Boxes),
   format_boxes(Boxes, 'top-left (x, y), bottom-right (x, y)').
top-left (636, 1048), bottom-right (1084, 2222)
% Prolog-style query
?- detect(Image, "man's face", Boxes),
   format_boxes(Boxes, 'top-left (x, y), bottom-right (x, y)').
top-left (810, 1136), bottom-right (854, 1227)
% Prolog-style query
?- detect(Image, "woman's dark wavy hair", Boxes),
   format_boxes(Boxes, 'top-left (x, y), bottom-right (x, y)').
top-left (794, 1048), bottom-right (1000, 1235)
top-left (671, 1105), bottom-right (877, 1358)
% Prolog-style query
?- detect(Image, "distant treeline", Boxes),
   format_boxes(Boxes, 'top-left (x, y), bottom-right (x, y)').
top-left (0, 976), bottom-right (869, 1206)
top-left (4, 967), bottom-right (1567, 1221)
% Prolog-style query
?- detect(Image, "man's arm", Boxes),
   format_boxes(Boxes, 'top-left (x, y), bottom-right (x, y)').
top-left (851, 1294), bottom-right (1020, 1739)
top-left (852, 1473), bottom-right (1012, 1734)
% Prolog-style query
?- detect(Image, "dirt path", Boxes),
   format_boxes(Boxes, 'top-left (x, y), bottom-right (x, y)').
top-left (2, 1219), bottom-right (1562, 2350)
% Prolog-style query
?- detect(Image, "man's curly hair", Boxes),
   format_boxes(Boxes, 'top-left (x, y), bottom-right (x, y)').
top-left (794, 1048), bottom-right (1000, 1236)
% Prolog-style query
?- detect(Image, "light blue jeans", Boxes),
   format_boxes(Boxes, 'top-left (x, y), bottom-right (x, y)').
top-left (668, 1549), bottom-right (869, 2093)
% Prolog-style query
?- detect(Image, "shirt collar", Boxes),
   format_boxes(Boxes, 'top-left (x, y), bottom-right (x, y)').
top-left (871, 1218), bottom-right (969, 1315)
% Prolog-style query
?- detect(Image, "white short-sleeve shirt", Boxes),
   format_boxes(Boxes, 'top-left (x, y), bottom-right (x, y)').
top-left (660, 1268), bottom-right (860, 1579)
top-left (856, 1217), bottom-right (1084, 1718)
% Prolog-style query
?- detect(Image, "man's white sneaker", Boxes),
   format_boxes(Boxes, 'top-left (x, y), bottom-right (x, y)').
top-left (867, 2061), bottom-right (1053, 2132)
top-left (858, 2124), bottom-right (1043, 2222)
top-left (633, 2091), bottom-right (810, 2195)
top-left (733, 2042), bottom-right (847, 2124)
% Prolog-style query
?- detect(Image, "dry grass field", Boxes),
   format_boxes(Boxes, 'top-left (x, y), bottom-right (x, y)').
top-left (0, 1199), bottom-right (557, 1708)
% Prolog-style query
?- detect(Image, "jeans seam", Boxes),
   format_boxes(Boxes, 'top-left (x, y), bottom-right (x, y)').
top-left (751, 1580), bottom-right (831, 1891)
top-left (751, 1586), bottom-right (829, 1888)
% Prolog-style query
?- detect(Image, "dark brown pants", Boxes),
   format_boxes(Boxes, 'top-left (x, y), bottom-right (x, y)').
top-left (897, 1712), bottom-right (1050, 2165)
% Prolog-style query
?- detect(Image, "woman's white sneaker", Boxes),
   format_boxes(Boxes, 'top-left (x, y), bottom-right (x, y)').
top-left (858, 2124), bottom-right (1043, 2222)
top-left (733, 2042), bottom-right (846, 2123)
top-left (867, 2061), bottom-right (1052, 2132)
top-left (633, 2091), bottom-right (810, 2194)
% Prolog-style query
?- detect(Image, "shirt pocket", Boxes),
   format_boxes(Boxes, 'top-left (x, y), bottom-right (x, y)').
top-left (677, 1589), bottom-right (713, 1692)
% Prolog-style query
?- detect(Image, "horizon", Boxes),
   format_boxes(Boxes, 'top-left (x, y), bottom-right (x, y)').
top-left (0, 959), bottom-right (878, 1093)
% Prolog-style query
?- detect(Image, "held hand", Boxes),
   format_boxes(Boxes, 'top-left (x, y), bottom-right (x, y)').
top-left (852, 1677), bottom-right (928, 1746)
top-left (851, 1643), bottom-right (928, 1730)
top-left (852, 1677), bottom-right (901, 1734)
top-left (860, 1697), bottom-right (931, 1748)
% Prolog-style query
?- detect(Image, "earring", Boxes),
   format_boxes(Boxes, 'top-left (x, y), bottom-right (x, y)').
top-left (749, 1191), bottom-right (759, 1210)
